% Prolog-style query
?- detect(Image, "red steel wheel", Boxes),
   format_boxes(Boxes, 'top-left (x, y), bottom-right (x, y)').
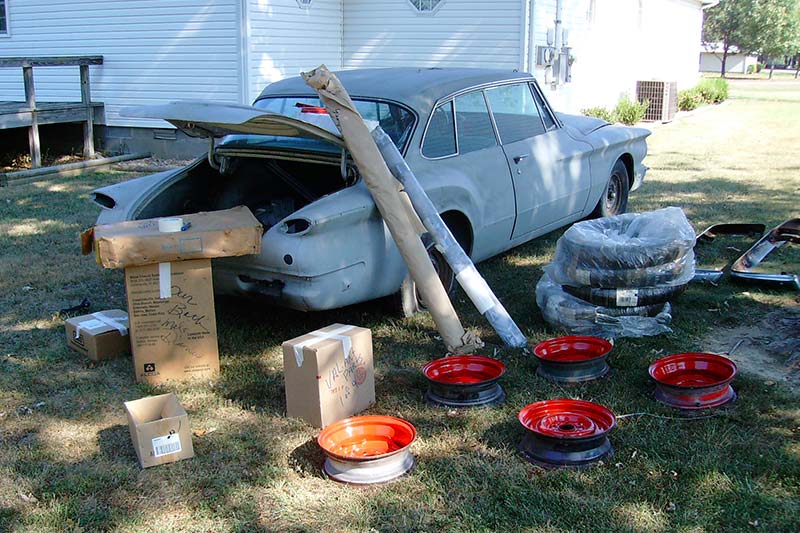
top-left (317, 415), bottom-right (417, 484)
top-left (649, 353), bottom-right (737, 410)
top-left (518, 399), bottom-right (616, 468)
top-left (422, 355), bottom-right (506, 407)
top-left (533, 336), bottom-right (613, 383)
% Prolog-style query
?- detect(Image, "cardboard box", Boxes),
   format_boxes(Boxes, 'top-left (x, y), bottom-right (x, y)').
top-left (282, 324), bottom-right (375, 428)
top-left (125, 259), bottom-right (219, 384)
top-left (85, 205), bottom-right (262, 269)
top-left (64, 310), bottom-right (130, 361)
top-left (124, 393), bottom-right (195, 468)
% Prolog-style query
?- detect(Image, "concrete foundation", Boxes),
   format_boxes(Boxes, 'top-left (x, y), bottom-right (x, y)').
top-left (98, 125), bottom-right (207, 159)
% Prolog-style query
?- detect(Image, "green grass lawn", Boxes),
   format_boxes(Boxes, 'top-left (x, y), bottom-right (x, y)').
top-left (1, 81), bottom-right (799, 532)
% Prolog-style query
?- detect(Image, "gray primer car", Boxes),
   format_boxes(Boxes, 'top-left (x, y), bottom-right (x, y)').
top-left (93, 68), bottom-right (650, 312)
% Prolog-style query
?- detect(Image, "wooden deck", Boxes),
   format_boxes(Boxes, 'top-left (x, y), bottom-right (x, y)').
top-left (0, 101), bottom-right (104, 129)
top-left (0, 56), bottom-right (104, 168)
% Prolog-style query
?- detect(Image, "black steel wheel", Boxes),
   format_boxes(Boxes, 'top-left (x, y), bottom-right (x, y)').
top-left (396, 233), bottom-right (455, 318)
top-left (592, 159), bottom-right (629, 218)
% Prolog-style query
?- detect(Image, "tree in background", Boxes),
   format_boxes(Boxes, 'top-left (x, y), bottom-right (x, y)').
top-left (703, 0), bottom-right (760, 77)
top-left (704, 0), bottom-right (800, 78)
top-left (757, 0), bottom-right (800, 78)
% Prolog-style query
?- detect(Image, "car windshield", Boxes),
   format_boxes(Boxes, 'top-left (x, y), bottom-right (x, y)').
top-left (218, 97), bottom-right (415, 154)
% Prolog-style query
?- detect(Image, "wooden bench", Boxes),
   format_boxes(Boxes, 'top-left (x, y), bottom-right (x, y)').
top-left (0, 56), bottom-right (104, 168)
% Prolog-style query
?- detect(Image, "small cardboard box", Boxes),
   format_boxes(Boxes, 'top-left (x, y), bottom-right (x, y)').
top-left (124, 393), bottom-right (195, 468)
top-left (282, 324), bottom-right (375, 428)
top-left (85, 205), bottom-right (262, 269)
top-left (125, 259), bottom-right (219, 384)
top-left (64, 310), bottom-right (130, 361)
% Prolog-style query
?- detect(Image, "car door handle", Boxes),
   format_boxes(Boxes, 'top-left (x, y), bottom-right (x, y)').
top-left (513, 154), bottom-right (530, 164)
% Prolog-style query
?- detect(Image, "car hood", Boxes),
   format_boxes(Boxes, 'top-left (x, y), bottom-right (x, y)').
top-left (555, 112), bottom-right (610, 136)
top-left (120, 101), bottom-right (346, 147)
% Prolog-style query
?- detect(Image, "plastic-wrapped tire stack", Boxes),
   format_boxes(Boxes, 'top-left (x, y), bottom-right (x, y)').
top-left (536, 207), bottom-right (696, 338)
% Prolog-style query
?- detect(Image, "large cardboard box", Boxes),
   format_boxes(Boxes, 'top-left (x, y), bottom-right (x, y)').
top-left (124, 393), bottom-right (195, 468)
top-left (125, 259), bottom-right (219, 384)
top-left (85, 206), bottom-right (262, 269)
top-left (282, 324), bottom-right (375, 428)
top-left (65, 310), bottom-right (130, 361)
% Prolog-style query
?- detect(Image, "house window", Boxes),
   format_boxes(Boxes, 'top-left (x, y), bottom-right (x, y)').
top-left (408, 0), bottom-right (444, 14)
top-left (296, 0), bottom-right (312, 8)
top-left (0, 0), bottom-right (8, 35)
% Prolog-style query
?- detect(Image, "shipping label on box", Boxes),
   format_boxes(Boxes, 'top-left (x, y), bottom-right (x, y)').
top-left (124, 393), bottom-right (195, 468)
top-left (85, 205), bottom-right (262, 269)
top-left (282, 324), bottom-right (375, 428)
top-left (125, 259), bottom-right (219, 384)
top-left (64, 310), bottom-right (130, 361)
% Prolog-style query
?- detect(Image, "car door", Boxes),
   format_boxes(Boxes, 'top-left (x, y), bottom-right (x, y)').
top-left (416, 91), bottom-right (516, 260)
top-left (485, 82), bottom-right (594, 239)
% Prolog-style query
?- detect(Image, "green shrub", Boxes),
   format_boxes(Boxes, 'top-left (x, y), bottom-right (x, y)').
top-left (756, 61), bottom-right (764, 73)
top-left (696, 77), bottom-right (729, 104)
top-left (581, 106), bottom-right (616, 123)
top-left (678, 88), bottom-right (703, 111)
top-left (746, 64), bottom-right (757, 75)
top-left (614, 96), bottom-right (648, 125)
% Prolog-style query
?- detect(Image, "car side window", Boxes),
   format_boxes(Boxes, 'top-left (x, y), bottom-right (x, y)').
top-left (422, 101), bottom-right (457, 158)
top-left (485, 83), bottom-right (546, 144)
top-left (530, 83), bottom-right (557, 131)
top-left (454, 91), bottom-right (497, 154)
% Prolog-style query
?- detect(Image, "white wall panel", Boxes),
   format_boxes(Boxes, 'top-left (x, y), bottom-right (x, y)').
top-left (246, 0), bottom-right (343, 103)
top-left (0, 0), bottom-right (242, 127)
top-left (343, 0), bottom-right (523, 70)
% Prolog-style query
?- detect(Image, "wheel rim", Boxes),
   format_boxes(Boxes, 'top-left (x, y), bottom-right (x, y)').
top-left (605, 173), bottom-right (622, 213)
top-left (416, 248), bottom-right (454, 309)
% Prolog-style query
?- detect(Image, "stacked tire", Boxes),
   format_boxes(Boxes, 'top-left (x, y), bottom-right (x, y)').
top-left (536, 207), bottom-right (696, 338)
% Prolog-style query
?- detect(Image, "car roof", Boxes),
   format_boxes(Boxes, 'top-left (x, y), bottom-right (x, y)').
top-left (256, 68), bottom-right (534, 117)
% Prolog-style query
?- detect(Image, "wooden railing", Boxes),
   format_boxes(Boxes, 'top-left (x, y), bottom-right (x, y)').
top-left (0, 55), bottom-right (104, 168)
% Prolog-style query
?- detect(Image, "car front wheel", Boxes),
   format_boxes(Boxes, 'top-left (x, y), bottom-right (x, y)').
top-left (592, 159), bottom-right (630, 218)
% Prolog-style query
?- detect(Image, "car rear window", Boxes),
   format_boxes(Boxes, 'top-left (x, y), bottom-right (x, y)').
top-left (422, 101), bottom-right (457, 158)
top-left (254, 96), bottom-right (415, 151)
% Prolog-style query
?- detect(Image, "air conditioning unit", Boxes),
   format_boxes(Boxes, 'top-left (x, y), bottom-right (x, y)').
top-left (636, 81), bottom-right (677, 122)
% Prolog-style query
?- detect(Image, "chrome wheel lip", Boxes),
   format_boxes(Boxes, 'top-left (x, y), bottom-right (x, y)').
top-left (322, 449), bottom-right (416, 484)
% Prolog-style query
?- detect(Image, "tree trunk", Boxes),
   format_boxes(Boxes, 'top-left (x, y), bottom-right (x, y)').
top-left (721, 44), bottom-right (729, 78)
top-left (795, 54), bottom-right (799, 79)
top-left (769, 64), bottom-right (774, 79)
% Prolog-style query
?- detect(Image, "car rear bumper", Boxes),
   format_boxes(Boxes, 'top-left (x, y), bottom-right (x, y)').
top-left (212, 260), bottom-right (390, 312)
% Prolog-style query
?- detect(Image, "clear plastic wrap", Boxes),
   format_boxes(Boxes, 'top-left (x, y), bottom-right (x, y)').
top-left (535, 273), bottom-right (673, 338)
top-left (544, 207), bottom-right (696, 288)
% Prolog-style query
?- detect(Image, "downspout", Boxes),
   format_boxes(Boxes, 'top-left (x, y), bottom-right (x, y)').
top-left (528, 0), bottom-right (536, 73)
top-left (239, 0), bottom-right (251, 104)
top-left (553, 0), bottom-right (562, 88)
top-left (519, 0), bottom-right (531, 71)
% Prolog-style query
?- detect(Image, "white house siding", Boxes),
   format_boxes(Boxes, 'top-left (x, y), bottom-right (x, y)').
top-left (700, 52), bottom-right (756, 74)
top-left (0, 0), bottom-right (242, 128)
top-left (342, 0), bottom-right (522, 70)
top-left (533, 0), bottom-right (704, 112)
top-left (246, 0), bottom-right (342, 104)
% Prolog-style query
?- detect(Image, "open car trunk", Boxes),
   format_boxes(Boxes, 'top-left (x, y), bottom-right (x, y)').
top-left (123, 101), bottom-right (352, 230)
top-left (136, 155), bottom-right (352, 231)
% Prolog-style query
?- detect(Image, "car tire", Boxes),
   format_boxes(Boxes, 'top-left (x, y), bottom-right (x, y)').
top-left (563, 283), bottom-right (688, 308)
top-left (592, 159), bottom-right (629, 218)
top-left (396, 233), bottom-right (456, 318)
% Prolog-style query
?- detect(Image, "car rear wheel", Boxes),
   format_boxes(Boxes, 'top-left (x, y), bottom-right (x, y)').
top-left (592, 159), bottom-right (629, 218)
top-left (396, 233), bottom-right (456, 318)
